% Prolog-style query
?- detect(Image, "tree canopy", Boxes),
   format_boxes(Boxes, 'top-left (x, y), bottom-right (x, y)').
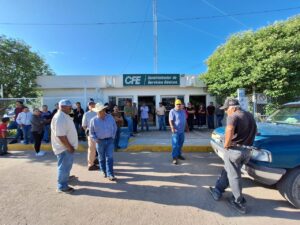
top-left (0, 35), bottom-right (54, 98)
top-left (201, 16), bottom-right (300, 106)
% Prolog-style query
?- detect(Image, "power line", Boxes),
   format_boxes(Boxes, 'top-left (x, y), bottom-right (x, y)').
top-left (0, 6), bottom-right (300, 26)
top-left (158, 13), bottom-right (222, 40)
top-left (201, 0), bottom-right (250, 29)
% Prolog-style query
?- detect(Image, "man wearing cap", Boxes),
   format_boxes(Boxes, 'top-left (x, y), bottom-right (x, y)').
top-left (169, 99), bottom-right (186, 165)
top-left (51, 99), bottom-right (78, 193)
top-left (90, 103), bottom-right (117, 181)
top-left (209, 98), bottom-right (257, 214)
top-left (82, 101), bottom-right (98, 171)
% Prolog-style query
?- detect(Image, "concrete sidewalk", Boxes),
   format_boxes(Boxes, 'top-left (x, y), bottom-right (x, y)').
top-left (7, 127), bottom-right (213, 153)
top-left (126, 128), bottom-right (212, 152)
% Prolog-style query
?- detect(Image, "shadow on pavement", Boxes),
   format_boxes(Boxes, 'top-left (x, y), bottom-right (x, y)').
top-left (4, 151), bottom-right (300, 220)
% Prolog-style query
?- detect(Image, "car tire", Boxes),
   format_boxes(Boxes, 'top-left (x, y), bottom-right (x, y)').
top-left (277, 167), bottom-right (300, 208)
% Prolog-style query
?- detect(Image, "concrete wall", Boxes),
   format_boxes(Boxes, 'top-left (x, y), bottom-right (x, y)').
top-left (37, 75), bottom-right (214, 112)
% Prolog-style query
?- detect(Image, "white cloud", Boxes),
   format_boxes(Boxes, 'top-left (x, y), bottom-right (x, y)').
top-left (47, 51), bottom-right (64, 57)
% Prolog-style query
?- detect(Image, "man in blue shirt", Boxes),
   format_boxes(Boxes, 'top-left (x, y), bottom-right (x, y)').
top-left (169, 99), bottom-right (186, 165)
top-left (90, 103), bottom-right (117, 181)
top-left (140, 102), bottom-right (149, 131)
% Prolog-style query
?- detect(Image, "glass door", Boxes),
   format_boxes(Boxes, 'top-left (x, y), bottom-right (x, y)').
top-left (161, 96), bottom-right (176, 126)
top-left (116, 96), bottom-right (133, 112)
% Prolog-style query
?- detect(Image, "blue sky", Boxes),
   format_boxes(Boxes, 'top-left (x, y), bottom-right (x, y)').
top-left (1, 0), bottom-right (300, 75)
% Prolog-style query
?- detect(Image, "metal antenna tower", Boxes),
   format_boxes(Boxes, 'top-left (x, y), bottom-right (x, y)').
top-left (152, 0), bottom-right (158, 73)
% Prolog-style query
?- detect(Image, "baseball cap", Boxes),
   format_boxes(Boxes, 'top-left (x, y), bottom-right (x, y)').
top-left (58, 99), bottom-right (72, 107)
top-left (220, 98), bottom-right (240, 110)
top-left (175, 99), bottom-right (182, 105)
top-left (88, 101), bottom-right (96, 106)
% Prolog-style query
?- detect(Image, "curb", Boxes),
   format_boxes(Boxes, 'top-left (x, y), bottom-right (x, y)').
top-left (8, 144), bottom-right (212, 153)
top-left (124, 145), bottom-right (212, 152)
top-left (8, 143), bottom-right (87, 152)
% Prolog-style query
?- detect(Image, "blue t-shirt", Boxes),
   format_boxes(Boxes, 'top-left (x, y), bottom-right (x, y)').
top-left (140, 106), bottom-right (149, 119)
top-left (169, 108), bottom-right (186, 133)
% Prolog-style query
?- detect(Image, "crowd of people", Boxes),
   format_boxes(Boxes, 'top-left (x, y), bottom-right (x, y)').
top-left (0, 99), bottom-right (224, 157)
top-left (0, 97), bottom-right (257, 214)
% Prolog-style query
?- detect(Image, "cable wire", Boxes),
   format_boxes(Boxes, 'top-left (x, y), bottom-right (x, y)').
top-left (0, 6), bottom-right (299, 26)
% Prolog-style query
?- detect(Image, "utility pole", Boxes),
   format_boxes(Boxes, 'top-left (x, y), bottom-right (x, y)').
top-left (152, 0), bottom-right (158, 74)
top-left (0, 84), bottom-right (3, 98)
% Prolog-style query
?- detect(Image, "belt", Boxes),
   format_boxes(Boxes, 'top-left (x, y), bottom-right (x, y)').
top-left (99, 137), bottom-right (113, 141)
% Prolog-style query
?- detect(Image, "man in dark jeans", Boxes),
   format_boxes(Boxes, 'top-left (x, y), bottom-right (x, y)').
top-left (186, 102), bottom-right (195, 131)
top-left (73, 102), bottom-right (85, 140)
top-left (209, 98), bottom-right (257, 214)
top-left (206, 102), bottom-right (215, 129)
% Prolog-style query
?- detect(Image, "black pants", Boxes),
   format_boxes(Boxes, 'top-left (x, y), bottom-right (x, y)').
top-left (32, 131), bottom-right (43, 153)
top-left (188, 116), bottom-right (194, 131)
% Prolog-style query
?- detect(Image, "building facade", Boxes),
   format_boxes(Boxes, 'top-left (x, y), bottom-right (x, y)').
top-left (37, 74), bottom-right (215, 127)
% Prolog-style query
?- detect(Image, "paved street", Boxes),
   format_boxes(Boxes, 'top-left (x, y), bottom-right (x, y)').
top-left (0, 151), bottom-right (299, 225)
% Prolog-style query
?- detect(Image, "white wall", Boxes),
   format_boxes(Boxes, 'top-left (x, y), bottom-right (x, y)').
top-left (38, 75), bottom-right (215, 112)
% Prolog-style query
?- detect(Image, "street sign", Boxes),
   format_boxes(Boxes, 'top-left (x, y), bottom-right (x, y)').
top-left (256, 93), bottom-right (268, 104)
top-left (123, 74), bottom-right (180, 86)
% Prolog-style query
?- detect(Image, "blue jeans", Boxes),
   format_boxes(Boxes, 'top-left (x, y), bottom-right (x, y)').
top-left (0, 138), bottom-right (8, 154)
top-left (171, 132), bottom-right (185, 158)
top-left (114, 127), bottom-right (121, 150)
top-left (214, 147), bottom-right (251, 203)
top-left (125, 116), bottom-right (133, 135)
top-left (56, 150), bottom-right (74, 190)
top-left (158, 115), bottom-right (166, 130)
top-left (207, 115), bottom-right (215, 129)
top-left (22, 125), bottom-right (32, 144)
top-left (96, 138), bottom-right (114, 177)
top-left (133, 116), bottom-right (138, 133)
top-left (74, 122), bottom-right (85, 138)
top-left (216, 115), bottom-right (224, 127)
top-left (43, 124), bottom-right (50, 142)
top-left (141, 118), bottom-right (149, 131)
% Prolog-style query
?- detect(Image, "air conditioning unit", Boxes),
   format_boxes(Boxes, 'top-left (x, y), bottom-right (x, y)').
top-left (105, 76), bottom-right (115, 87)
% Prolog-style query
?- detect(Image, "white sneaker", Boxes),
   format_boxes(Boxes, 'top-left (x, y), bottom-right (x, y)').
top-left (36, 151), bottom-right (46, 156)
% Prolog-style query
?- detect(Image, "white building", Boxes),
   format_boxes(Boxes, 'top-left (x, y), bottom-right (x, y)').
top-left (37, 74), bottom-right (215, 127)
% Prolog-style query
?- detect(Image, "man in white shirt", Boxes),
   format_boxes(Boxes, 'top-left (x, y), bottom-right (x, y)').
top-left (16, 106), bottom-right (32, 144)
top-left (51, 99), bottom-right (78, 193)
top-left (82, 101), bottom-right (98, 171)
top-left (156, 102), bottom-right (167, 131)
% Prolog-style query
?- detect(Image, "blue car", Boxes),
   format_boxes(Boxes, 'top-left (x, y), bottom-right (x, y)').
top-left (211, 101), bottom-right (300, 208)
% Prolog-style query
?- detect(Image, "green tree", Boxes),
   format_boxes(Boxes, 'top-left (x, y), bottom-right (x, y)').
top-left (0, 35), bottom-right (54, 98)
top-left (201, 16), bottom-right (300, 109)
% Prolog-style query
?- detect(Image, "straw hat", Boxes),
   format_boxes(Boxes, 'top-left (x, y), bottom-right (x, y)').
top-left (92, 102), bottom-right (108, 112)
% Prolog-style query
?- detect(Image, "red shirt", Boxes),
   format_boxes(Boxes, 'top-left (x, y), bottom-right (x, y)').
top-left (0, 123), bottom-right (7, 138)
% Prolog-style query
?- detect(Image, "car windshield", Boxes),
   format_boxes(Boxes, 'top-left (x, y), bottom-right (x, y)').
top-left (267, 105), bottom-right (300, 125)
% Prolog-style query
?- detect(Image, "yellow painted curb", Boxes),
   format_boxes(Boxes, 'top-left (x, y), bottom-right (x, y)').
top-left (125, 145), bottom-right (212, 152)
top-left (8, 143), bottom-right (87, 152)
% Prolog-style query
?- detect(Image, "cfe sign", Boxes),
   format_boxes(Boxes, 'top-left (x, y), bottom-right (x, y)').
top-left (123, 74), bottom-right (180, 86)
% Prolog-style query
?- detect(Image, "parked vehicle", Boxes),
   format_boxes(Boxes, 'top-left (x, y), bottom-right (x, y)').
top-left (211, 101), bottom-right (300, 208)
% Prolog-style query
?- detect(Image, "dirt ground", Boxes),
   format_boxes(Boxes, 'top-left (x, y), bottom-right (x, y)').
top-left (0, 151), bottom-right (299, 225)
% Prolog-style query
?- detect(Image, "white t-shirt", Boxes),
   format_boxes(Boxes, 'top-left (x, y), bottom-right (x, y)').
top-left (82, 111), bottom-right (97, 129)
top-left (16, 112), bottom-right (32, 125)
top-left (156, 106), bottom-right (166, 116)
top-left (51, 110), bottom-right (78, 155)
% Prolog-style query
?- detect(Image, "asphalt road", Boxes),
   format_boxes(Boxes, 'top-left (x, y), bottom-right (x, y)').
top-left (0, 151), bottom-right (299, 225)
